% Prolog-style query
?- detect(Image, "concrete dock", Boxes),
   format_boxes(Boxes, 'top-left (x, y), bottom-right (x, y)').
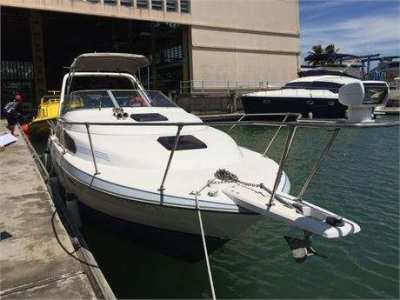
top-left (0, 120), bottom-right (105, 298)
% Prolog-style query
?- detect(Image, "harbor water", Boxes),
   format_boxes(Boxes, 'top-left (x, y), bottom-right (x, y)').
top-left (33, 116), bottom-right (399, 299)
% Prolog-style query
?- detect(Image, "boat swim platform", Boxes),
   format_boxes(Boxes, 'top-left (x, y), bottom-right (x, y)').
top-left (0, 120), bottom-right (115, 299)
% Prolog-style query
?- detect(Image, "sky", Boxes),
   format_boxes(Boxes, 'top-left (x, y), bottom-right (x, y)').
top-left (299, 0), bottom-right (400, 62)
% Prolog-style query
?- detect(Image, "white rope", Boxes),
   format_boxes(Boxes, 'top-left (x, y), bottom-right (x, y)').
top-left (194, 182), bottom-right (217, 300)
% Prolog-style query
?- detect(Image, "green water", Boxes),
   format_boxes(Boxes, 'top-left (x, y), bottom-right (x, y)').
top-left (41, 117), bottom-right (400, 298)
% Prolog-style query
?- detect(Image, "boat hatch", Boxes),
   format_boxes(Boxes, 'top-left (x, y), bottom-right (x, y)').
top-left (70, 53), bottom-right (150, 74)
top-left (158, 135), bottom-right (208, 151)
top-left (130, 113), bottom-right (168, 122)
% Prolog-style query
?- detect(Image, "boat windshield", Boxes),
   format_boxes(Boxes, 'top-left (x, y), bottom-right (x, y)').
top-left (62, 89), bottom-right (176, 113)
top-left (363, 84), bottom-right (388, 105)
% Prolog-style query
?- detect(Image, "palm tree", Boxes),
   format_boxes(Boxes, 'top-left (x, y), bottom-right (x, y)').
top-left (306, 44), bottom-right (340, 66)
top-left (307, 45), bottom-right (325, 66)
top-left (324, 44), bottom-right (340, 64)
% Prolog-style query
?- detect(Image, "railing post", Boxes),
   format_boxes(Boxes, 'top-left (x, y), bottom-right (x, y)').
top-left (227, 114), bottom-right (246, 133)
top-left (263, 113), bottom-right (289, 156)
top-left (268, 125), bottom-right (297, 207)
top-left (60, 126), bottom-right (66, 155)
top-left (202, 80), bottom-right (205, 93)
top-left (85, 123), bottom-right (100, 176)
top-left (159, 124), bottom-right (183, 201)
top-left (297, 128), bottom-right (340, 200)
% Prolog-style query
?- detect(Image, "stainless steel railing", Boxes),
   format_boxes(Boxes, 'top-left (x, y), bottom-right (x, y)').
top-left (179, 80), bottom-right (280, 95)
top-left (58, 113), bottom-right (400, 207)
top-left (56, 113), bottom-right (399, 300)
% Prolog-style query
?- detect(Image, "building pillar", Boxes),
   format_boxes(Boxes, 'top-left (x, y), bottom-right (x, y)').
top-left (151, 23), bottom-right (157, 89)
top-left (30, 11), bottom-right (47, 104)
top-left (182, 25), bottom-right (190, 82)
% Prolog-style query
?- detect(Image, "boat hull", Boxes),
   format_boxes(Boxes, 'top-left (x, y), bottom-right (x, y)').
top-left (52, 155), bottom-right (262, 239)
top-left (241, 96), bottom-right (347, 119)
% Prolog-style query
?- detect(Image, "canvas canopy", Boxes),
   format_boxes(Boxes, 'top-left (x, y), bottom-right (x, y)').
top-left (70, 53), bottom-right (150, 74)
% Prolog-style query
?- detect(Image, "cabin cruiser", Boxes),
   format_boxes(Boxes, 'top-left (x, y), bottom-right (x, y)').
top-left (241, 74), bottom-right (389, 119)
top-left (49, 53), bottom-right (363, 243)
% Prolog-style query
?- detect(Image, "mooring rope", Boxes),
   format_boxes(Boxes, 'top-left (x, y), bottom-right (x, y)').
top-left (193, 180), bottom-right (217, 300)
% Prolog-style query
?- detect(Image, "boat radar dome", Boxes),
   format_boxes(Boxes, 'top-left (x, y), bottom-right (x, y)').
top-left (339, 81), bottom-right (388, 122)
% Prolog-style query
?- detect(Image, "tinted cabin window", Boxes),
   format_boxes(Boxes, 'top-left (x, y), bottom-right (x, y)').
top-left (69, 76), bottom-right (135, 93)
top-left (312, 81), bottom-right (342, 93)
top-left (284, 82), bottom-right (313, 89)
top-left (363, 83), bottom-right (388, 105)
top-left (63, 132), bottom-right (77, 153)
top-left (158, 135), bottom-right (207, 151)
top-left (284, 81), bottom-right (342, 92)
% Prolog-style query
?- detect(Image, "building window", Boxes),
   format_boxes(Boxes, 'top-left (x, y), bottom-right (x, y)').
top-left (121, 0), bottom-right (134, 6)
top-left (137, 0), bottom-right (149, 9)
top-left (180, 0), bottom-right (190, 13)
top-left (166, 0), bottom-right (177, 12)
top-left (103, 0), bottom-right (117, 5)
top-left (151, 0), bottom-right (163, 10)
top-left (162, 45), bottom-right (183, 63)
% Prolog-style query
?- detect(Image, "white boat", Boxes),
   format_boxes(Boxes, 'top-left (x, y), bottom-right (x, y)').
top-left (50, 53), bottom-right (365, 243)
top-left (242, 73), bottom-right (389, 119)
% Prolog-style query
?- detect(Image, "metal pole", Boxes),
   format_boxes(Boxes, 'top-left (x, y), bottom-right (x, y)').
top-left (147, 66), bottom-right (150, 90)
top-left (85, 123), bottom-right (100, 176)
top-left (159, 124), bottom-right (183, 194)
top-left (263, 114), bottom-right (289, 156)
top-left (227, 114), bottom-right (246, 133)
top-left (268, 125), bottom-right (297, 207)
top-left (297, 128), bottom-right (340, 200)
top-left (60, 127), bottom-right (66, 155)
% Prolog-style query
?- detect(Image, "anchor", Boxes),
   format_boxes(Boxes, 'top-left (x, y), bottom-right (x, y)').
top-left (284, 232), bottom-right (327, 263)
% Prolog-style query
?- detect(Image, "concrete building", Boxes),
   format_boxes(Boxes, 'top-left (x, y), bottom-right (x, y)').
top-left (1, 0), bottom-right (300, 107)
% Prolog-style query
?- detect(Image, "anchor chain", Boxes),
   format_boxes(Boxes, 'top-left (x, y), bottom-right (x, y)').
top-left (215, 169), bottom-right (269, 189)
top-left (213, 168), bottom-right (295, 208)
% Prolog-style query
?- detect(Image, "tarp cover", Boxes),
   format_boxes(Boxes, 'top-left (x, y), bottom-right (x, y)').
top-left (70, 53), bottom-right (150, 74)
top-left (0, 133), bottom-right (18, 147)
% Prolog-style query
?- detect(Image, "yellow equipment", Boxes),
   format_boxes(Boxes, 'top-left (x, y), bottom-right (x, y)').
top-left (29, 91), bottom-right (60, 139)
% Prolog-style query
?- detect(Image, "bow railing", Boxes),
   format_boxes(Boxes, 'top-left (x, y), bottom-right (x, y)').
top-left (58, 113), bottom-right (399, 207)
